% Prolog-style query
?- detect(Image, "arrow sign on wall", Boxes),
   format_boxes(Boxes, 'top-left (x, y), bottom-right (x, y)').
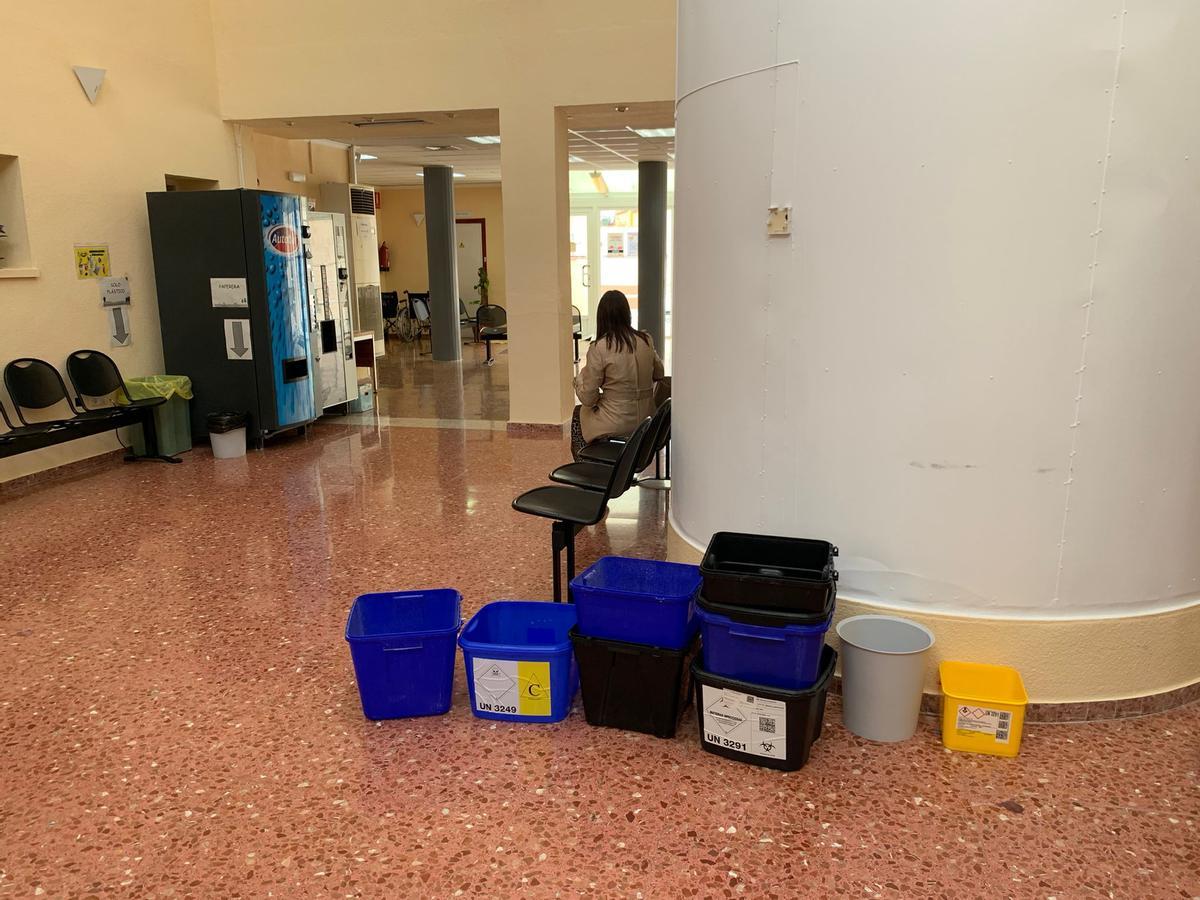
top-left (224, 319), bottom-right (252, 360)
top-left (109, 306), bottom-right (130, 347)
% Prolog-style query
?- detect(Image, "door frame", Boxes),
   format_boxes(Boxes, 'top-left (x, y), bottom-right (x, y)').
top-left (455, 217), bottom-right (487, 313)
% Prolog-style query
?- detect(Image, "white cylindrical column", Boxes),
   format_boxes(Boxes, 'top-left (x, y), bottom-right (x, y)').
top-left (671, 1), bottom-right (1200, 699)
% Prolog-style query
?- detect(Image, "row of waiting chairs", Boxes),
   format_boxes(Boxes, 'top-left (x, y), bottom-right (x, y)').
top-left (510, 399), bottom-right (672, 602)
top-left (0, 351), bottom-right (177, 463)
top-left (382, 294), bottom-right (585, 366)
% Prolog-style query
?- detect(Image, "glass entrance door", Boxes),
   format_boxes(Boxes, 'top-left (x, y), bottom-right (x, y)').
top-left (569, 211), bottom-right (596, 338)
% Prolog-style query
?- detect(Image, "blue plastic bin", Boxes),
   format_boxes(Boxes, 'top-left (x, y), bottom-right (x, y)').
top-left (571, 557), bottom-right (702, 650)
top-left (459, 601), bottom-right (579, 723)
top-left (697, 596), bottom-right (833, 690)
top-left (345, 589), bottom-right (462, 720)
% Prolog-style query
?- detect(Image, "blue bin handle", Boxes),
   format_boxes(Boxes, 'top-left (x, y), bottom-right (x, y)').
top-left (381, 637), bottom-right (424, 652)
top-left (727, 625), bottom-right (786, 642)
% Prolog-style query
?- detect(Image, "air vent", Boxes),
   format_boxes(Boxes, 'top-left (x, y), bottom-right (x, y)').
top-left (350, 118), bottom-right (431, 127)
top-left (350, 187), bottom-right (375, 215)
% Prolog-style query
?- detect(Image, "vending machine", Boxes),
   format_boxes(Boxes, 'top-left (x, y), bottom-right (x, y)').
top-left (304, 211), bottom-right (358, 410)
top-left (146, 189), bottom-right (317, 443)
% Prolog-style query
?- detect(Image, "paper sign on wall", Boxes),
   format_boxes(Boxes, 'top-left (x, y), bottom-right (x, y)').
top-left (109, 306), bottom-right (131, 347)
top-left (224, 319), bottom-right (252, 360)
top-left (210, 277), bottom-right (249, 308)
top-left (98, 276), bottom-right (130, 307)
top-left (75, 245), bottom-right (110, 279)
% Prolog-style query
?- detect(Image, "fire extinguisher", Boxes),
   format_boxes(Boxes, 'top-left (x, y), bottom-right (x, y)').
top-left (378, 241), bottom-right (390, 272)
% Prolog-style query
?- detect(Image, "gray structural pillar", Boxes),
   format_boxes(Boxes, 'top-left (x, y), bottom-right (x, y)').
top-left (423, 165), bottom-right (461, 362)
top-left (637, 160), bottom-right (668, 350)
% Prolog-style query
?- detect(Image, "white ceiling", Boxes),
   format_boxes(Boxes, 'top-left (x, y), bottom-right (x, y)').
top-left (235, 103), bottom-right (674, 187)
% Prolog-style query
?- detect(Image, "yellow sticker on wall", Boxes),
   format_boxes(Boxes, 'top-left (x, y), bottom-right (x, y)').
top-left (75, 245), bottom-right (111, 279)
top-left (517, 661), bottom-right (551, 717)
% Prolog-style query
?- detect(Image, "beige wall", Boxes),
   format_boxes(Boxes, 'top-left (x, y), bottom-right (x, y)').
top-left (247, 133), bottom-right (350, 204)
top-left (0, 1), bottom-right (240, 481)
top-left (209, 0), bottom-right (676, 424)
top-left (375, 186), bottom-right (506, 309)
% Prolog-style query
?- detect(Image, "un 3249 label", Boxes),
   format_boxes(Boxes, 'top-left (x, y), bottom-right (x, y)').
top-left (476, 701), bottom-right (517, 714)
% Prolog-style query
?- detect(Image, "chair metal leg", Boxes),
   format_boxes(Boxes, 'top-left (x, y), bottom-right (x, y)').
top-left (565, 527), bottom-right (576, 602)
top-left (129, 407), bottom-right (181, 464)
top-left (550, 520), bottom-right (582, 602)
top-left (636, 441), bottom-right (670, 490)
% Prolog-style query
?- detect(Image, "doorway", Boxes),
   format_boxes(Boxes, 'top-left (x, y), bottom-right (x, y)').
top-left (455, 218), bottom-right (486, 317)
top-left (569, 201), bottom-right (673, 365)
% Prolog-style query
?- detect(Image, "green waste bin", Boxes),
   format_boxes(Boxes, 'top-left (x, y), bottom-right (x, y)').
top-left (115, 375), bottom-right (194, 458)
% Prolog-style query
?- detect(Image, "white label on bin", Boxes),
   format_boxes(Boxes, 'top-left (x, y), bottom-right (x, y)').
top-left (954, 705), bottom-right (1012, 744)
top-left (701, 687), bottom-right (788, 760)
top-left (471, 658), bottom-right (551, 717)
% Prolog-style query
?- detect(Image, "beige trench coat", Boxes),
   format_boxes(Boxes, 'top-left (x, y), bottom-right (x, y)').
top-left (573, 334), bottom-right (665, 443)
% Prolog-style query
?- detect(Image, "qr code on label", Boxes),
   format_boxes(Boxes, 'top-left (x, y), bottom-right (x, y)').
top-left (758, 717), bottom-right (776, 734)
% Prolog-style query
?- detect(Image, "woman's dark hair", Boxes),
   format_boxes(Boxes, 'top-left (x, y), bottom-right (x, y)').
top-left (595, 290), bottom-right (649, 353)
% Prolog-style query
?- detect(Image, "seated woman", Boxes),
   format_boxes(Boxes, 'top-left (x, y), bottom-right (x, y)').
top-left (571, 290), bottom-right (665, 460)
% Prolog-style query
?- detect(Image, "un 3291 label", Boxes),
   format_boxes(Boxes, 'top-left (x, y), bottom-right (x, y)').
top-left (700, 687), bottom-right (788, 760)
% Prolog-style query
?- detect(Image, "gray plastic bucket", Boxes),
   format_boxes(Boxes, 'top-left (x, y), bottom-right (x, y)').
top-left (835, 615), bottom-right (934, 742)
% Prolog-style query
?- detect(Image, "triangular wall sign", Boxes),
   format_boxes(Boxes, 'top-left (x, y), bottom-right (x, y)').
top-left (73, 66), bottom-right (106, 104)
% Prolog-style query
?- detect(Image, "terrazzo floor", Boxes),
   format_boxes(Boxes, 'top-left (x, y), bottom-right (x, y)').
top-left (0, 423), bottom-right (1196, 898)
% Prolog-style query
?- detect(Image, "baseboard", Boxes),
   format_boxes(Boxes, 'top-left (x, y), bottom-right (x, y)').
top-left (0, 448), bottom-right (126, 500)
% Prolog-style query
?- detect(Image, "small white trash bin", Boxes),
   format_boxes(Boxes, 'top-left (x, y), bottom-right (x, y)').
top-left (209, 426), bottom-right (247, 459)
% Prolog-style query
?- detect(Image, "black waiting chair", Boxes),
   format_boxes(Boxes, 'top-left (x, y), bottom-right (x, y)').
top-left (571, 305), bottom-right (584, 363)
top-left (5, 357), bottom-right (125, 427)
top-left (512, 416), bottom-right (654, 602)
top-left (5, 356), bottom-right (177, 463)
top-left (550, 399), bottom-right (670, 491)
top-left (0, 396), bottom-right (75, 446)
top-left (382, 291), bottom-right (401, 337)
top-left (67, 350), bottom-right (165, 415)
top-left (579, 397), bottom-right (671, 486)
top-left (477, 303), bottom-right (508, 366)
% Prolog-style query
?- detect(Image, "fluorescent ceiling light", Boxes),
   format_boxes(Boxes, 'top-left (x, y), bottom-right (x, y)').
top-left (351, 118), bottom-right (430, 127)
top-left (466, 135), bottom-right (501, 144)
top-left (415, 171), bottom-right (468, 178)
top-left (568, 155), bottom-right (585, 163)
top-left (357, 153), bottom-right (378, 161)
top-left (628, 126), bottom-right (675, 138)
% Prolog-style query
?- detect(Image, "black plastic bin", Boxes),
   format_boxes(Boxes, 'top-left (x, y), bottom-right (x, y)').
top-left (693, 645), bottom-right (837, 771)
top-left (700, 532), bottom-right (838, 613)
top-left (571, 628), bottom-right (698, 739)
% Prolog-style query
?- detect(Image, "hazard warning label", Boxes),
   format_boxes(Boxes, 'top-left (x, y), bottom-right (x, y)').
top-left (701, 687), bottom-right (787, 760)
top-left (472, 658), bottom-right (551, 717)
top-left (954, 705), bottom-right (1012, 744)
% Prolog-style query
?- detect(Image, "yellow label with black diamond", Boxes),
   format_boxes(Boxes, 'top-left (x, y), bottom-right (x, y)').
top-left (517, 661), bottom-right (551, 716)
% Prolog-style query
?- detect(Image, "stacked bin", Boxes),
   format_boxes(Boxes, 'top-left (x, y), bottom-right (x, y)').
top-left (568, 557), bottom-right (703, 739)
top-left (693, 533), bottom-right (840, 770)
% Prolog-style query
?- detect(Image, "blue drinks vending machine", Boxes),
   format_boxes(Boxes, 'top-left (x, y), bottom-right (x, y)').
top-left (147, 189), bottom-right (317, 444)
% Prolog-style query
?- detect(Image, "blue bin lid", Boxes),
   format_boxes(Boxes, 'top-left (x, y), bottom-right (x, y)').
top-left (459, 600), bottom-right (577, 653)
top-left (571, 556), bottom-right (701, 601)
top-left (345, 589), bottom-right (462, 642)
